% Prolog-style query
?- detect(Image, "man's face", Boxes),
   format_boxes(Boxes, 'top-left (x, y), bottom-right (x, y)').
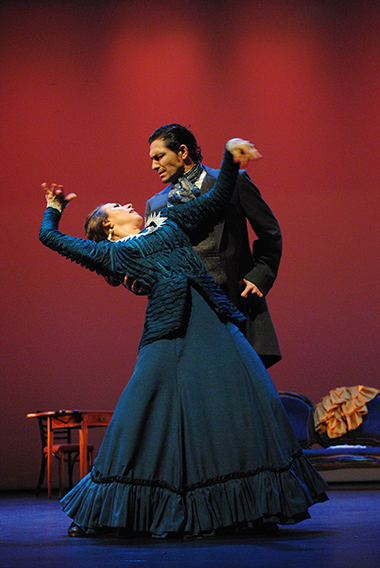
top-left (149, 138), bottom-right (185, 184)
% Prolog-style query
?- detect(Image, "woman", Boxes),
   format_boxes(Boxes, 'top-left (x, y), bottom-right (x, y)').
top-left (39, 139), bottom-right (328, 538)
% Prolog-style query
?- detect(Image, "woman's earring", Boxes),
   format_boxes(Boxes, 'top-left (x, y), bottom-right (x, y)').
top-left (107, 224), bottom-right (114, 241)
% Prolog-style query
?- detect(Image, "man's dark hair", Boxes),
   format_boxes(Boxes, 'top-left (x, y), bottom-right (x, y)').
top-left (149, 123), bottom-right (203, 163)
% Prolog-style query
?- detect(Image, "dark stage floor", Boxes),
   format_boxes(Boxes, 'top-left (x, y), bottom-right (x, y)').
top-left (0, 484), bottom-right (379, 568)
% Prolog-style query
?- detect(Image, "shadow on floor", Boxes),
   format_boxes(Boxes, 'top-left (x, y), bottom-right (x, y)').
top-left (0, 483), bottom-right (379, 568)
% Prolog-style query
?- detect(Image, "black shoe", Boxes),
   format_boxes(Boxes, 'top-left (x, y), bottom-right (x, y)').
top-left (251, 520), bottom-right (279, 536)
top-left (68, 522), bottom-right (87, 537)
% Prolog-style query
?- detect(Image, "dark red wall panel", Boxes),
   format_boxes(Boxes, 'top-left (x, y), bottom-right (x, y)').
top-left (1, 0), bottom-right (379, 489)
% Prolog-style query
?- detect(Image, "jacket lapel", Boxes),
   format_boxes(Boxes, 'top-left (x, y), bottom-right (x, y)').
top-left (201, 169), bottom-right (226, 249)
top-left (149, 169), bottom-right (226, 250)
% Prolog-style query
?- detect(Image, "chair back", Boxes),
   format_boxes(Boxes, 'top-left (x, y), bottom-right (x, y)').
top-left (36, 411), bottom-right (72, 449)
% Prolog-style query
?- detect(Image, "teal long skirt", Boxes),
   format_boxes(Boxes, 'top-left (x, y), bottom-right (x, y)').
top-left (61, 287), bottom-right (328, 537)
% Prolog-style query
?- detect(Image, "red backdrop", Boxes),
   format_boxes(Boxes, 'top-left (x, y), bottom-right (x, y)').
top-left (1, 0), bottom-right (379, 490)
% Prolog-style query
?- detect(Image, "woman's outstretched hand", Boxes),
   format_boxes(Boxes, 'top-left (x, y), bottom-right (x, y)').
top-left (226, 138), bottom-right (262, 168)
top-left (41, 182), bottom-right (77, 210)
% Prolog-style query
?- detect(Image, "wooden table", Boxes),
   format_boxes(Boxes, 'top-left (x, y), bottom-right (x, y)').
top-left (27, 410), bottom-right (113, 497)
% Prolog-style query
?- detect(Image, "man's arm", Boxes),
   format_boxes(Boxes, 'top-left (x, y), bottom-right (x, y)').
top-left (234, 171), bottom-right (282, 297)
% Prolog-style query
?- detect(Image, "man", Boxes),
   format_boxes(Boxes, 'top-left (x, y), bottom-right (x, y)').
top-left (145, 123), bottom-right (282, 369)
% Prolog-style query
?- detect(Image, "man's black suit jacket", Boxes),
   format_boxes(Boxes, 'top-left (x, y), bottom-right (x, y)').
top-left (145, 165), bottom-right (282, 368)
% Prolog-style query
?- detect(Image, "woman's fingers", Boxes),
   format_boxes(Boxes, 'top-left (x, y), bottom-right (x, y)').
top-left (41, 182), bottom-right (76, 202)
top-left (230, 142), bottom-right (262, 167)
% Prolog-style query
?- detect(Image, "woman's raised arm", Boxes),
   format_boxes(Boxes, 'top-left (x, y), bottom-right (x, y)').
top-left (164, 138), bottom-right (261, 235)
top-left (39, 184), bottom-right (125, 282)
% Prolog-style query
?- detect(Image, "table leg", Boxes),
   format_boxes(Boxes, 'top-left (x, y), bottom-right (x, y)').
top-left (79, 417), bottom-right (89, 479)
top-left (47, 416), bottom-right (53, 498)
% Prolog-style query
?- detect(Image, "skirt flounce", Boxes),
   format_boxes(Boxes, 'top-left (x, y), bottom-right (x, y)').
top-left (61, 451), bottom-right (327, 537)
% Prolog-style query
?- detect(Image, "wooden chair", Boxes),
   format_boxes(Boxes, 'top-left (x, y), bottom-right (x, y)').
top-left (35, 412), bottom-right (94, 497)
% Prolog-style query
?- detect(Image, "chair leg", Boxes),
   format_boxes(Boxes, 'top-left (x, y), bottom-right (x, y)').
top-left (36, 456), bottom-right (47, 496)
top-left (67, 455), bottom-right (74, 489)
top-left (42, 449), bottom-right (93, 498)
top-left (58, 452), bottom-right (65, 498)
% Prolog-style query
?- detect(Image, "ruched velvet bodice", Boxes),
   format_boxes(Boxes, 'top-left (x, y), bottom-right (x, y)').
top-left (39, 150), bottom-right (245, 348)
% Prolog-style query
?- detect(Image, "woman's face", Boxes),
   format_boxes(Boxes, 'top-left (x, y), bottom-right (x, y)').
top-left (102, 203), bottom-right (143, 234)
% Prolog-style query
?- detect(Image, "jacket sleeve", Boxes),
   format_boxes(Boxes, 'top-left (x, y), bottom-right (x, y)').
top-left (144, 199), bottom-right (152, 219)
top-left (39, 207), bottom-right (129, 283)
top-left (165, 149), bottom-right (239, 234)
top-left (233, 170), bottom-right (282, 295)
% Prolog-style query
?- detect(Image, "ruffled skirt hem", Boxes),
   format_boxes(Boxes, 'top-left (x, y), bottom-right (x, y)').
top-left (61, 452), bottom-right (328, 538)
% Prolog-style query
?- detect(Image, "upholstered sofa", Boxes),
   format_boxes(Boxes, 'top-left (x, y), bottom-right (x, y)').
top-left (279, 391), bottom-right (380, 472)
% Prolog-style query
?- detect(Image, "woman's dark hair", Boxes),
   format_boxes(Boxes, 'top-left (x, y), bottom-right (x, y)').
top-left (148, 123), bottom-right (203, 163)
top-left (84, 205), bottom-right (108, 242)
